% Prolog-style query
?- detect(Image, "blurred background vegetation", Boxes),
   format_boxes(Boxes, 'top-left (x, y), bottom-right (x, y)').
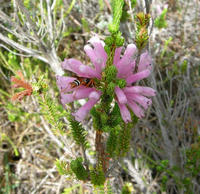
top-left (0, 0), bottom-right (200, 193)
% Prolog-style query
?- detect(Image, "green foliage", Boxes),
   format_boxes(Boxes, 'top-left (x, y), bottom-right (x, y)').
top-left (6, 102), bottom-right (26, 122)
top-left (62, 184), bottom-right (81, 194)
top-left (64, 0), bottom-right (76, 18)
top-left (98, 0), bottom-right (104, 11)
top-left (90, 166), bottom-right (105, 186)
top-left (100, 113), bottom-right (108, 125)
top-left (91, 106), bottom-right (102, 130)
top-left (81, 17), bottom-right (90, 32)
top-left (0, 49), bottom-right (20, 73)
top-left (120, 1), bottom-right (136, 22)
top-left (131, 0), bottom-right (137, 7)
top-left (135, 12), bottom-right (150, 50)
top-left (135, 27), bottom-right (149, 50)
top-left (186, 141), bottom-right (200, 177)
top-left (0, 133), bottom-right (19, 157)
top-left (70, 157), bottom-right (89, 181)
top-left (106, 125), bottom-right (120, 157)
top-left (67, 113), bottom-right (88, 149)
top-left (38, 96), bottom-right (66, 135)
top-left (180, 60), bottom-right (188, 73)
top-left (155, 8), bottom-right (168, 29)
top-left (108, 102), bottom-right (122, 127)
top-left (0, 151), bottom-right (19, 194)
top-left (156, 160), bottom-right (169, 172)
top-left (105, 65), bottom-right (118, 82)
top-left (116, 123), bottom-right (132, 157)
top-left (107, 82), bottom-right (115, 96)
top-left (109, 0), bottom-right (124, 33)
top-left (121, 182), bottom-right (132, 194)
top-left (117, 79), bottom-right (126, 89)
top-left (32, 75), bottom-right (66, 135)
top-left (161, 36), bottom-right (173, 59)
top-left (55, 159), bottom-right (70, 175)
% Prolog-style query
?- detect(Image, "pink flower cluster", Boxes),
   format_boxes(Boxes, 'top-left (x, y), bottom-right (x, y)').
top-left (57, 36), bottom-right (156, 123)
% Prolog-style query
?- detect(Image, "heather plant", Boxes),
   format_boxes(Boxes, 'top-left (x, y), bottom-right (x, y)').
top-left (1, 0), bottom-right (199, 193)
top-left (154, 8), bottom-right (168, 29)
top-left (55, 0), bottom-right (155, 186)
top-left (8, 0), bottom-right (155, 187)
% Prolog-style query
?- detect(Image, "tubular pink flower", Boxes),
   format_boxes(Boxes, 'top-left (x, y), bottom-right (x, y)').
top-left (88, 36), bottom-right (107, 66)
top-left (84, 45), bottom-right (102, 74)
top-left (138, 51), bottom-right (152, 72)
top-left (73, 99), bottom-right (98, 122)
top-left (72, 91), bottom-right (101, 122)
top-left (123, 86), bottom-right (156, 96)
top-left (113, 47), bottom-right (122, 65)
top-left (115, 87), bottom-right (127, 104)
top-left (127, 100), bottom-right (145, 119)
top-left (62, 58), bottom-right (101, 79)
top-left (126, 69), bottom-right (151, 84)
top-left (117, 101), bottom-right (132, 123)
top-left (113, 44), bottom-right (155, 122)
top-left (126, 93), bottom-right (152, 110)
top-left (115, 44), bottom-right (137, 78)
top-left (60, 93), bottom-right (74, 104)
top-left (56, 76), bottom-right (76, 93)
top-left (73, 88), bottom-right (95, 99)
top-left (57, 37), bottom-right (106, 122)
top-left (57, 36), bottom-right (155, 123)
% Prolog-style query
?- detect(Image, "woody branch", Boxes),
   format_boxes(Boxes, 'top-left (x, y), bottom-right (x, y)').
top-left (0, 0), bottom-right (65, 76)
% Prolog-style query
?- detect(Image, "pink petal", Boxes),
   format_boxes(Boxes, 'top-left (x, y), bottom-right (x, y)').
top-left (56, 76), bottom-right (76, 92)
top-left (62, 58), bottom-right (100, 79)
top-left (123, 86), bottom-right (156, 96)
top-left (116, 44), bottom-right (137, 78)
top-left (117, 101), bottom-right (132, 123)
top-left (73, 98), bottom-right (98, 122)
top-left (88, 36), bottom-right (107, 68)
top-left (60, 93), bottom-right (74, 104)
top-left (113, 47), bottom-right (122, 66)
top-left (117, 61), bottom-right (135, 79)
top-left (88, 90), bottom-right (101, 100)
top-left (84, 45), bottom-right (102, 74)
top-left (115, 86), bottom-right (127, 104)
top-left (126, 93), bottom-right (152, 109)
top-left (127, 100), bottom-right (144, 118)
top-left (79, 64), bottom-right (101, 79)
top-left (126, 69), bottom-right (151, 84)
top-left (73, 88), bottom-right (95, 99)
top-left (138, 52), bottom-right (152, 72)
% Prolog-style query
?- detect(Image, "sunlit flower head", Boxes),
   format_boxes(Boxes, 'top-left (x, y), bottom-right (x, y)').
top-left (113, 45), bottom-right (156, 122)
top-left (57, 36), bottom-right (156, 123)
top-left (56, 36), bottom-right (106, 122)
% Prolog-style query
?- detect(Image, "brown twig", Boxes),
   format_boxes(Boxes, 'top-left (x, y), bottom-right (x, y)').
top-left (95, 130), bottom-right (110, 173)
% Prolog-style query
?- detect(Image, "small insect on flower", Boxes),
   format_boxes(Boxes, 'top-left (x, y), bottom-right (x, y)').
top-left (70, 77), bottom-right (95, 89)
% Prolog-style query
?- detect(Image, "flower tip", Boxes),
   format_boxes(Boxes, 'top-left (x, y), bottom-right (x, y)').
top-left (89, 91), bottom-right (101, 100)
top-left (88, 36), bottom-right (100, 44)
top-left (124, 117), bottom-right (132, 123)
top-left (152, 90), bottom-right (156, 96)
top-left (127, 43), bottom-right (137, 50)
top-left (84, 44), bottom-right (91, 51)
top-left (72, 113), bottom-right (82, 122)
